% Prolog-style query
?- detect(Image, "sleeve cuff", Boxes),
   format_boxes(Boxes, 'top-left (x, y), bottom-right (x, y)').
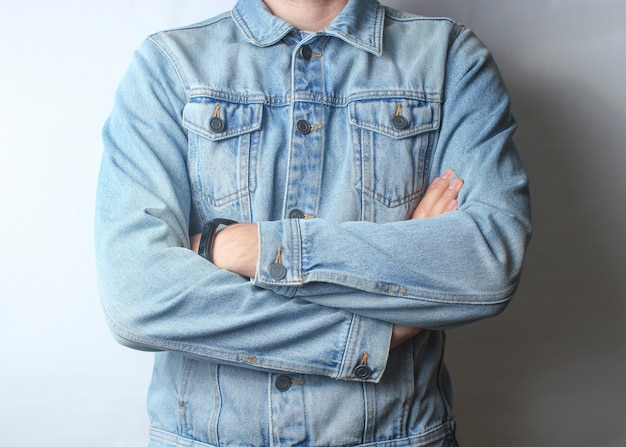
top-left (337, 314), bottom-right (392, 383)
top-left (253, 220), bottom-right (393, 383)
top-left (253, 219), bottom-right (304, 297)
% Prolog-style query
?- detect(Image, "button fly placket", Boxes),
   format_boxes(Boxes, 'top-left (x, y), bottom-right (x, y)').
top-left (270, 373), bottom-right (306, 445)
top-left (284, 38), bottom-right (326, 219)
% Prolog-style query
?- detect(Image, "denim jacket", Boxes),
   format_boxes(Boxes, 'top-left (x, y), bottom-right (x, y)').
top-left (95, 0), bottom-right (531, 445)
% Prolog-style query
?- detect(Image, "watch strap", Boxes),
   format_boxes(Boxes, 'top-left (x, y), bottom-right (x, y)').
top-left (198, 218), bottom-right (238, 262)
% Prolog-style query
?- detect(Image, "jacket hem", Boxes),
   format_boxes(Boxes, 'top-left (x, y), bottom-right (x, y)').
top-left (148, 420), bottom-right (457, 447)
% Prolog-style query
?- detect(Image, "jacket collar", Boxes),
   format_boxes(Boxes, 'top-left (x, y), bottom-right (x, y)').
top-left (232, 0), bottom-right (385, 56)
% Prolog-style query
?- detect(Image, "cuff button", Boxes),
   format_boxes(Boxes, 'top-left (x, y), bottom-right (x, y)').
top-left (354, 365), bottom-right (372, 379)
top-left (269, 262), bottom-right (287, 280)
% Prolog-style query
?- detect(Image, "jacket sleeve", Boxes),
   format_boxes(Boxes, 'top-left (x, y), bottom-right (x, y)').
top-left (95, 38), bottom-right (392, 382)
top-left (252, 27), bottom-right (532, 329)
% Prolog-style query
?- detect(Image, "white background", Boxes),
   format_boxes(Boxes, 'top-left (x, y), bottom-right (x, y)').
top-left (1, 1), bottom-right (624, 446)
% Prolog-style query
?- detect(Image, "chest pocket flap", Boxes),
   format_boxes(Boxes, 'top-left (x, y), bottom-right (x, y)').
top-left (183, 97), bottom-right (263, 141)
top-left (349, 98), bottom-right (440, 139)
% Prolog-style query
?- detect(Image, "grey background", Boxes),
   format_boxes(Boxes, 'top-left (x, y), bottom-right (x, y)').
top-left (1, 1), bottom-right (624, 446)
top-left (396, 1), bottom-right (626, 446)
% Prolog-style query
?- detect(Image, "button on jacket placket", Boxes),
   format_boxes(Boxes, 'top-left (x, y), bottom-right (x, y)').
top-left (270, 35), bottom-right (325, 444)
top-left (270, 373), bottom-right (307, 445)
top-left (282, 36), bottom-right (325, 220)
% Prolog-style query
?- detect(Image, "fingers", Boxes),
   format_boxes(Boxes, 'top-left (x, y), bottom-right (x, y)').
top-left (411, 169), bottom-right (464, 219)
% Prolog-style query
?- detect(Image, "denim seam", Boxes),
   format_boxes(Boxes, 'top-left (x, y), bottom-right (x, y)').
top-left (301, 271), bottom-right (517, 303)
top-left (154, 12), bottom-right (233, 35)
top-left (147, 36), bottom-right (191, 99)
top-left (183, 90), bottom-right (442, 108)
top-left (149, 419), bottom-right (456, 447)
top-left (337, 313), bottom-right (359, 380)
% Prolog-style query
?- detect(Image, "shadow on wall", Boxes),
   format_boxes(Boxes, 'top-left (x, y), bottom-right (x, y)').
top-left (388, 1), bottom-right (626, 446)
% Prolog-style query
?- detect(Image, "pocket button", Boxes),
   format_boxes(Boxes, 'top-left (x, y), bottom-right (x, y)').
top-left (210, 117), bottom-right (225, 133)
top-left (391, 115), bottom-right (409, 130)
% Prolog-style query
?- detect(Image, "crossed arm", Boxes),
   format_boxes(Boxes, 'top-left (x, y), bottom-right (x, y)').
top-left (191, 169), bottom-right (464, 349)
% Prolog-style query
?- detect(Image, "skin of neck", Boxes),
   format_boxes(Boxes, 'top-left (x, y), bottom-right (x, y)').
top-left (262, 0), bottom-right (349, 31)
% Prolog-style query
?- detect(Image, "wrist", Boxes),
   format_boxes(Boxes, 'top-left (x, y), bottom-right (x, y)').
top-left (212, 223), bottom-right (259, 278)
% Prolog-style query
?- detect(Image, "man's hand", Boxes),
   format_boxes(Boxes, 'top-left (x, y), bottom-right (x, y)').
top-left (411, 169), bottom-right (463, 219)
top-left (391, 169), bottom-right (463, 348)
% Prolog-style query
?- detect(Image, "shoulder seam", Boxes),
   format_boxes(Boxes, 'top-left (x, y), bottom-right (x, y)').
top-left (145, 36), bottom-right (190, 101)
top-left (148, 11), bottom-right (232, 38)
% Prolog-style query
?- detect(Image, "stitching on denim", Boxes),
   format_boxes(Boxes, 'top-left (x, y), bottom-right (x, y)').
top-left (299, 271), bottom-right (517, 303)
top-left (240, 355), bottom-right (258, 365)
top-left (147, 36), bottom-right (191, 100)
top-left (103, 309), bottom-right (340, 376)
top-left (192, 185), bottom-right (249, 207)
top-left (187, 89), bottom-right (442, 108)
top-left (337, 314), bottom-right (358, 380)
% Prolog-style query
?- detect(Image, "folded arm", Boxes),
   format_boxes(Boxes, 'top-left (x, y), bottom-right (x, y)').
top-left (95, 38), bottom-right (394, 382)
top-left (191, 169), bottom-right (464, 345)
top-left (248, 28), bottom-right (530, 330)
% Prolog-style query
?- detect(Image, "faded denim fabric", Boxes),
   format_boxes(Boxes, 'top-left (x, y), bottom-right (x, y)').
top-left (95, 0), bottom-right (531, 446)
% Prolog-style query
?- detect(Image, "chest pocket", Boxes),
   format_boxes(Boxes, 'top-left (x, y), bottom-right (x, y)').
top-left (183, 96), bottom-right (263, 210)
top-left (349, 98), bottom-right (440, 208)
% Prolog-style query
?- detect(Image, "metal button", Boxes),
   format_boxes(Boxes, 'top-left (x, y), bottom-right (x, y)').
top-left (269, 262), bottom-right (287, 280)
top-left (296, 119), bottom-right (312, 135)
top-left (354, 365), bottom-right (372, 379)
top-left (210, 117), bottom-right (225, 133)
top-left (289, 209), bottom-right (306, 219)
top-left (299, 45), bottom-right (313, 61)
top-left (392, 115), bottom-right (409, 130)
top-left (275, 375), bottom-right (292, 392)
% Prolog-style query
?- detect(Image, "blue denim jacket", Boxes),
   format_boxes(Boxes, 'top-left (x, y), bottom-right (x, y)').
top-left (95, 0), bottom-right (531, 445)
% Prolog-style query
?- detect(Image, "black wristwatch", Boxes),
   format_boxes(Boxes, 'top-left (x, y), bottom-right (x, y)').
top-left (198, 218), bottom-right (238, 262)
